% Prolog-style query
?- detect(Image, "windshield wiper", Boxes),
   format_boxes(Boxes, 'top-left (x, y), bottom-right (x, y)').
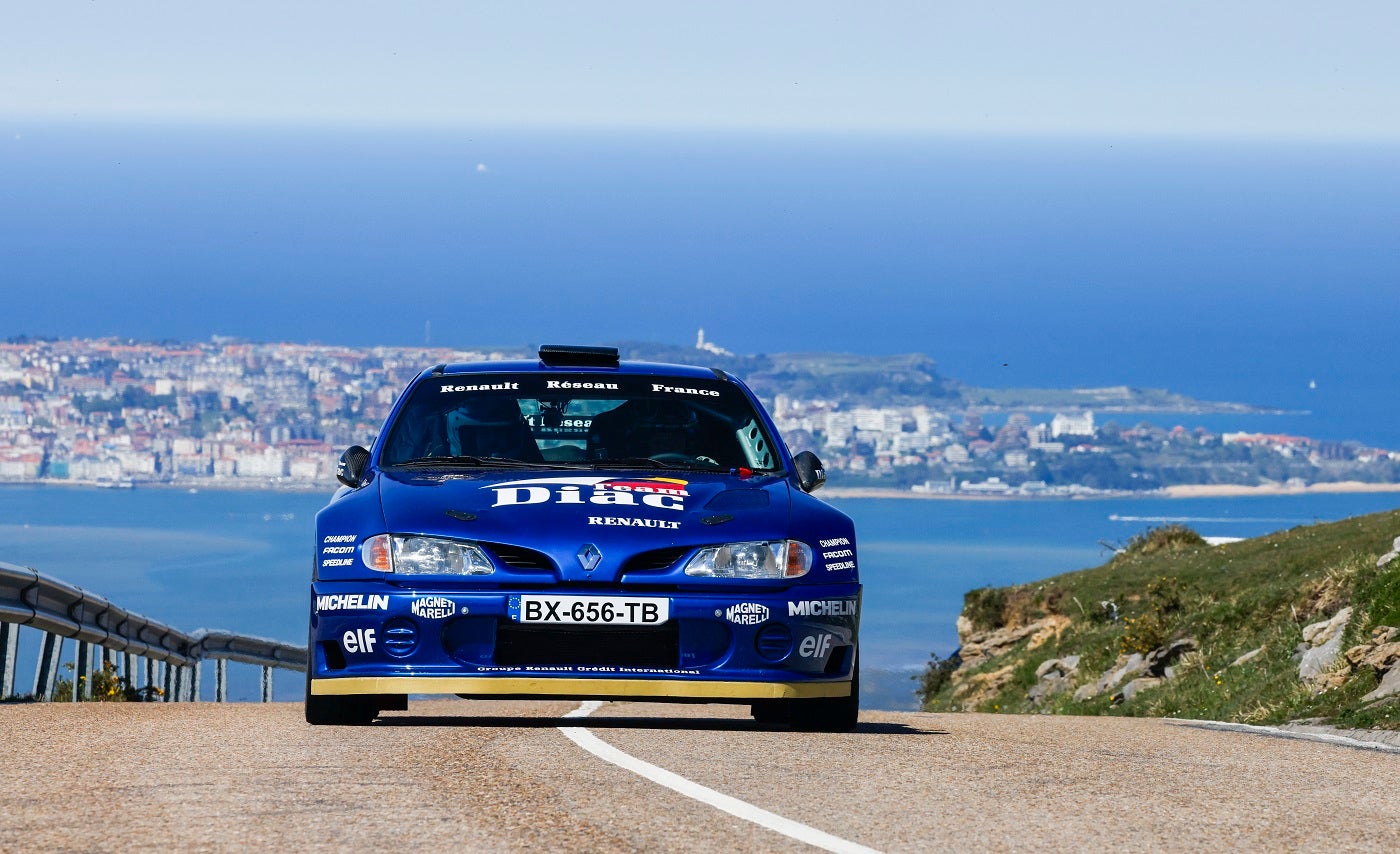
top-left (389, 455), bottom-right (588, 470)
top-left (593, 457), bottom-right (723, 471)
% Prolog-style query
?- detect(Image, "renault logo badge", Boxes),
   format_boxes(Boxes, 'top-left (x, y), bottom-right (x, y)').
top-left (577, 543), bottom-right (603, 572)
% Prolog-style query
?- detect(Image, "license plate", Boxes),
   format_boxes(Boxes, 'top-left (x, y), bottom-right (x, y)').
top-left (516, 595), bottom-right (670, 625)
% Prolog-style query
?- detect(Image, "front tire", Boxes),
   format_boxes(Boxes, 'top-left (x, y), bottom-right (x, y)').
top-left (788, 661), bottom-right (859, 732)
top-left (304, 660), bottom-right (378, 726)
top-left (750, 699), bottom-right (788, 725)
top-left (305, 691), bottom-right (378, 726)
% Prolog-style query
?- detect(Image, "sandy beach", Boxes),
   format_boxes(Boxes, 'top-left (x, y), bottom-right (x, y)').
top-left (1161, 481), bottom-right (1400, 498)
top-left (822, 482), bottom-right (1400, 501)
top-left (821, 487), bottom-right (1019, 500)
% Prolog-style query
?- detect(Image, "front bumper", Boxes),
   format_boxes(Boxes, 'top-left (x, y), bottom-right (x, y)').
top-left (309, 583), bottom-right (860, 701)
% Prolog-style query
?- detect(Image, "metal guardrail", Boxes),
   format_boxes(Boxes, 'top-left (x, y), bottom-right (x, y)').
top-left (0, 560), bottom-right (306, 703)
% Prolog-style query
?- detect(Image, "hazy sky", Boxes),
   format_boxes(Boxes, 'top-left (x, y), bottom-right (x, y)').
top-left (5, 1), bottom-right (1398, 138)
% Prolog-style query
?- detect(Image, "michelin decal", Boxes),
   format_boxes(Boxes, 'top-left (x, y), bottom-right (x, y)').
top-left (316, 594), bottom-right (389, 612)
top-left (788, 599), bottom-right (858, 618)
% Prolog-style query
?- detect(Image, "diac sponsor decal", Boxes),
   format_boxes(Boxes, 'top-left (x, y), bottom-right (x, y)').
top-left (722, 602), bottom-right (770, 625)
top-left (485, 476), bottom-right (690, 512)
top-left (410, 596), bottom-right (457, 619)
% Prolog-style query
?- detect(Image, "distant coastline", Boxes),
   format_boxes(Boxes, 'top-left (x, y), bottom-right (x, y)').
top-left (823, 482), bottom-right (1400, 501)
top-left (1161, 481), bottom-right (1400, 498)
top-left (8, 480), bottom-right (1400, 502)
top-left (0, 478), bottom-right (330, 495)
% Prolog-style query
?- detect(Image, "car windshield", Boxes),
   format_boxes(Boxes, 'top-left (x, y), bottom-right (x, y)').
top-left (380, 373), bottom-right (782, 472)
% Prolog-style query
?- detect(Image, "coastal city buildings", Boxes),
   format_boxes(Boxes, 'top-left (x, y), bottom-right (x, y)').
top-left (0, 337), bottom-right (1396, 494)
top-left (0, 338), bottom-right (511, 489)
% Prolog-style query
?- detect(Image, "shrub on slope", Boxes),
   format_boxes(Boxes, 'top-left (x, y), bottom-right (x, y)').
top-left (919, 511), bottom-right (1400, 730)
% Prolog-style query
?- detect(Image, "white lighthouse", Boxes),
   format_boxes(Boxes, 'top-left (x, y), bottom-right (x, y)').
top-left (695, 328), bottom-right (733, 356)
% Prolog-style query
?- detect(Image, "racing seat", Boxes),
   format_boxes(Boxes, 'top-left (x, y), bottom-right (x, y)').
top-left (588, 399), bottom-right (706, 461)
top-left (447, 399), bottom-right (542, 461)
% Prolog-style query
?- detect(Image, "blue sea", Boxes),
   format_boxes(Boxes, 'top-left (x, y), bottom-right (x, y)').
top-left (2, 485), bottom-right (1397, 706)
top-left (3, 123), bottom-right (1400, 448)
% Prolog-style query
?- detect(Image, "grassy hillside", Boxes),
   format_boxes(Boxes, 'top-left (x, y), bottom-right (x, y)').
top-left (917, 509), bottom-right (1400, 730)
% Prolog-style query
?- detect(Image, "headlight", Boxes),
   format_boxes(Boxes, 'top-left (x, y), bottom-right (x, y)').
top-left (683, 540), bottom-right (812, 579)
top-left (361, 534), bottom-right (495, 576)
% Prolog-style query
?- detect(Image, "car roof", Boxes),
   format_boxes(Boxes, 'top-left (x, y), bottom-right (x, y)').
top-left (430, 359), bottom-right (726, 382)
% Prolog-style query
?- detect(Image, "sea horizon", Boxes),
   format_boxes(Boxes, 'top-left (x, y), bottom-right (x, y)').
top-left (6, 124), bottom-right (1398, 446)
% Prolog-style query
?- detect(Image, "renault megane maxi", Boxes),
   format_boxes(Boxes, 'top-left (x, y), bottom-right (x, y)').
top-left (308, 345), bottom-right (861, 730)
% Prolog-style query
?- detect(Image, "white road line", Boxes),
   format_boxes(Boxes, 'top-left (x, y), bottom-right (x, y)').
top-left (560, 702), bottom-right (881, 854)
top-left (1170, 719), bottom-right (1400, 754)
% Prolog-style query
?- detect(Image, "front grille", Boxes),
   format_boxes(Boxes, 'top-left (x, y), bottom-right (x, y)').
top-left (621, 546), bottom-right (692, 573)
top-left (494, 621), bottom-right (679, 668)
top-left (482, 542), bottom-right (555, 571)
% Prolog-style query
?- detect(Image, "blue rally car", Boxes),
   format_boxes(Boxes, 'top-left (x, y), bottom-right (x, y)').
top-left (308, 345), bottom-right (860, 730)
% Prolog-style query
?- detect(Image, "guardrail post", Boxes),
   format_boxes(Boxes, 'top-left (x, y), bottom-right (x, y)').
top-left (0, 622), bottom-right (17, 699)
top-left (99, 646), bottom-right (113, 695)
top-left (73, 641), bottom-right (93, 702)
top-left (147, 658), bottom-right (158, 700)
top-left (191, 662), bottom-right (202, 702)
top-left (215, 659), bottom-right (227, 702)
top-left (123, 652), bottom-right (136, 693)
top-left (167, 664), bottom-right (180, 703)
top-left (33, 632), bottom-right (62, 700)
top-left (261, 665), bottom-right (272, 703)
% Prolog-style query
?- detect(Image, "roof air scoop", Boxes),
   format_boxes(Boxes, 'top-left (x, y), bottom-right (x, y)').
top-left (538, 344), bottom-right (620, 368)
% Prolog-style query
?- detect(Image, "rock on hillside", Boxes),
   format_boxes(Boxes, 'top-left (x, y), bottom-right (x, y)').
top-left (916, 511), bottom-right (1400, 732)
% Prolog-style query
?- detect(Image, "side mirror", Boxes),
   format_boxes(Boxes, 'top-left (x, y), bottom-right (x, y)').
top-left (337, 445), bottom-right (371, 488)
top-left (792, 450), bottom-right (826, 493)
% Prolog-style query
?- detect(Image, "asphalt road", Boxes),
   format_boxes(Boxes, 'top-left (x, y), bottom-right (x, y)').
top-left (2, 700), bottom-right (1396, 852)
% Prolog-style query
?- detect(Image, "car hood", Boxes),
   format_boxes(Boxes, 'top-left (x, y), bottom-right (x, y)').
top-left (376, 468), bottom-right (793, 582)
